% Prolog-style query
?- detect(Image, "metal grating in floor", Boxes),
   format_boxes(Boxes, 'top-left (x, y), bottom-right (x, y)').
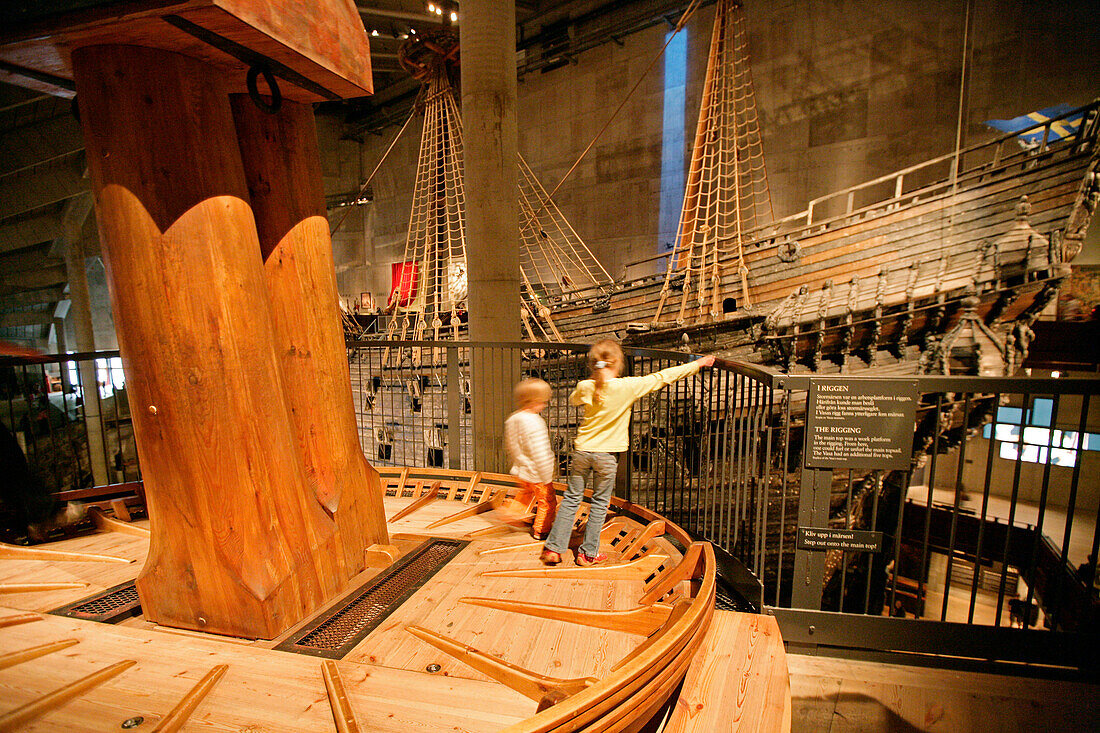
top-left (275, 538), bottom-right (468, 659)
top-left (51, 580), bottom-right (142, 624)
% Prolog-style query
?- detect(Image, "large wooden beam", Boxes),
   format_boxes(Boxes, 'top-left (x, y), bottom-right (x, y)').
top-left (71, 44), bottom-right (345, 639)
top-left (231, 97), bottom-right (389, 572)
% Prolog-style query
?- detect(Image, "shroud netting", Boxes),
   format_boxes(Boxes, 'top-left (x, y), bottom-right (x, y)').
top-left (384, 37), bottom-right (612, 347)
top-left (654, 0), bottom-right (773, 327)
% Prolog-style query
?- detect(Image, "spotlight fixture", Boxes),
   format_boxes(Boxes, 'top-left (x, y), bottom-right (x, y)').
top-left (427, 3), bottom-right (436, 12)
top-left (371, 29), bottom-right (379, 36)
top-left (450, 11), bottom-right (457, 21)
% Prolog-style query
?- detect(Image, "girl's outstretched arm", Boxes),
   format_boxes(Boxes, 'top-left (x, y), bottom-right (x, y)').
top-left (624, 356), bottom-right (714, 399)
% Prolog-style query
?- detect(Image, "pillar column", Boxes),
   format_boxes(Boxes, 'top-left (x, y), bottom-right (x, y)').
top-left (62, 227), bottom-right (109, 487)
top-left (72, 45), bottom-right (342, 639)
top-left (461, 0), bottom-right (521, 471)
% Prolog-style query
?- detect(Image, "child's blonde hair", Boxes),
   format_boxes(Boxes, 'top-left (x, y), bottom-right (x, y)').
top-left (587, 339), bottom-right (623, 404)
top-left (514, 377), bottom-right (552, 408)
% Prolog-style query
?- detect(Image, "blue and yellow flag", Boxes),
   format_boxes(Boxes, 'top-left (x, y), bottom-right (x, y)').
top-left (984, 104), bottom-right (1083, 146)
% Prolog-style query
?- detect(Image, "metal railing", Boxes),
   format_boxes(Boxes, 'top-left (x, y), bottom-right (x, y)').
top-left (1, 350), bottom-right (138, 500)
top-left (348, 340), bottom-right (1099, 672)
top-left (6, 343), bottom-right (1098, 672)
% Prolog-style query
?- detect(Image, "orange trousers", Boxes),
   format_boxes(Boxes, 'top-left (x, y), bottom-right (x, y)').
top-left (517, 480), bottom-right (558, 537)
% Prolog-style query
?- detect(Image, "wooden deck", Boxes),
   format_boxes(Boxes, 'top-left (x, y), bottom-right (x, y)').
top-left (0, 469), bottom-right (761, 732)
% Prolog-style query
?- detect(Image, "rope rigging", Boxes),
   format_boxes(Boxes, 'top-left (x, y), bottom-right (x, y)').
top-left (653, 0), bottom-right (774, 327)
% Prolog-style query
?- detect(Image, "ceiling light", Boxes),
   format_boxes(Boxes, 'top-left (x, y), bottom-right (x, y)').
top-left (371, 29), bottom-right (379, 36)
top-left (450, 11), bottom-right (458, 21)
top-left (428, 3), bottom-right (436, 12)
top-left (435, 6), bottom-right (443, 15)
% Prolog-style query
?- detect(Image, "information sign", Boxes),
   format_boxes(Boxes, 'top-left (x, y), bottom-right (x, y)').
top-left (796, 527), bottom-right (884, 552)
top-left (805, 378), bottom-right (917, 470)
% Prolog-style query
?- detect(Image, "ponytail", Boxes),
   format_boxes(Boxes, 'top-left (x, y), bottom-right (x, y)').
top-left (587, 339), bottom-right (623, 405)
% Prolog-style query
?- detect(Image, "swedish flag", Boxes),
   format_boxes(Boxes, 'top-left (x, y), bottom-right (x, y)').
top-left (984, 104), bottom-right (1083, 146)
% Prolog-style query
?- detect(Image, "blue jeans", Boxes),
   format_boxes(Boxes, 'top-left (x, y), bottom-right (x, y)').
top-left (544, 451), bottom-right (618, 557)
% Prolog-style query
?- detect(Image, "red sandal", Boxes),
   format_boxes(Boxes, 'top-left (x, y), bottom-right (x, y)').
top-left (575, 552), bottom-right (607, 567)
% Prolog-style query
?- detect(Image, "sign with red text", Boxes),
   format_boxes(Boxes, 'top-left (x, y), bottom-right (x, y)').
top-left (805, 378), bottom-right (917, 470)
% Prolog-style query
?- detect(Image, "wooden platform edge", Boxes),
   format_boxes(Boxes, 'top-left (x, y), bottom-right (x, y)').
top-left (664, 610), bottom-right (791, 733)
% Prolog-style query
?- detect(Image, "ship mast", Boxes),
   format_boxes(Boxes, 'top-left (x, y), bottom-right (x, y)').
top-left (383, 32), bottom-right (613, 347)
top-left (653, 0), bottom-right (773, 327)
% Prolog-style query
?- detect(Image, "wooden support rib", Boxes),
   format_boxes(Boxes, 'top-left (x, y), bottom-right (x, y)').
top-left (639, 542), bottom-right (705, 606)
top-left (406, 625), bottom-right (596, 702)
top-left (619, 520), bottom-right (666, 561)
top-left (0, 613), bottom-right (41, 628)
top-left (0, 639), bottom-right (79, 671)
top-left (394, 466), bottom-right (410, 496)
top-left (0, 582), bottom-right (89, 594)
top-left (150, 664), bottom-right (228, 733)
top-left (321, 660), bottom-right (361, 733)
top-left (610, 601), bottom-right (692, 673)
top-left (464, 516), bottom-right (535, 539)
top-left (0, 541), bottom-right (132, 564)
top-left (461, 472), bottom-right (484, 502)
top-left (446, 471), bottom-right (476, 501)
top-left (0, 659), bottom-right (136, 731)
top-left (89, 507), bottom-right (151, 537)
top-left (459, 597), bottom-right (674, 636)
top-left (387, 480), bottom-right (442, 522)
top-left (425, 486), bottom-right (506, 529)
top-left (481, 553), bottom-right (669, 581)
top-left (109, 498), bottom-right (132, 522)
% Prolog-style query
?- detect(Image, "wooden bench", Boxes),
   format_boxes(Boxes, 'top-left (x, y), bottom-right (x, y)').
top-left (665, 610), bottom-right (791, 733)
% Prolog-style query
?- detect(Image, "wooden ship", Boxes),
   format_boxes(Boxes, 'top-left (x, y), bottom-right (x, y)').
top-left (368, 0), bottom-right (1099, 379)
top-left (0, 2), bottom-right (791, 731)
top-left (544, 0), bottom-right (1100, 376)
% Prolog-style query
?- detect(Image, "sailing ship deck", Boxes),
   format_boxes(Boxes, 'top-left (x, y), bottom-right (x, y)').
top-left (0, 469), bottom-right (789, 732)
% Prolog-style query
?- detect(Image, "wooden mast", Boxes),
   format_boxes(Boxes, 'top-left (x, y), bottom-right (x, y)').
top-left (1, 0), bottom-right (381, 639)
top-left (231, 97), bottom-right (390, 571)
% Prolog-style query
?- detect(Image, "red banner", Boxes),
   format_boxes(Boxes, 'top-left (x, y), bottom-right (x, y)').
top-left (390, 261), bottom-right (419, 308)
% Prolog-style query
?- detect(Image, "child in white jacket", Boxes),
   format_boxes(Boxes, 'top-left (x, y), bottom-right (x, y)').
top-left (504, 378), bottom-right (557, 539)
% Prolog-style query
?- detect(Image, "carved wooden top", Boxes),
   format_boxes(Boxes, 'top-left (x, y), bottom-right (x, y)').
top-left (0, 0), bottom-right (372, 101)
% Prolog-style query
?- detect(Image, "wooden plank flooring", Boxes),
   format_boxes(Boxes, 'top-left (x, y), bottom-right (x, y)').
top-left (0, 607), bottom-right (533, 732)
top-left (788, 653), bottom-right (1099, 733)
top-left (667, 610), bottom-right (791, 732)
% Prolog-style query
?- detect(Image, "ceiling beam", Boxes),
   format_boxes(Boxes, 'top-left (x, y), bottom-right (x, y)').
top-left (0, 309), bottom-right (54, 328)
top-left (0, 285), bottom-right (66, 307)
top-left (0, 264), bottom-right (66, 295)
top-left (0, 113), bottom-right (83, 178)
top-left (0, 213), bottom-right (60, 255)
top-left (0, 160), bottom-right (88, 221)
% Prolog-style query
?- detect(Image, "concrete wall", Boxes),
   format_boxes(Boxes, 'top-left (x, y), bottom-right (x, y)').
top-left (327, 0), bottom-right (1100, 307)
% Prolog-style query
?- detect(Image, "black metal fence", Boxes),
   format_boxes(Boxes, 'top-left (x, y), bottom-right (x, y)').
top-left (1, 350), bottom-right (139, 498)
top-left (6, 343), bottom-right (1098, 671)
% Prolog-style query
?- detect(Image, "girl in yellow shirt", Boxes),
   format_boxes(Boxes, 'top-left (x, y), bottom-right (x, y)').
top-left (540, 340), bottom-right (713, 565)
